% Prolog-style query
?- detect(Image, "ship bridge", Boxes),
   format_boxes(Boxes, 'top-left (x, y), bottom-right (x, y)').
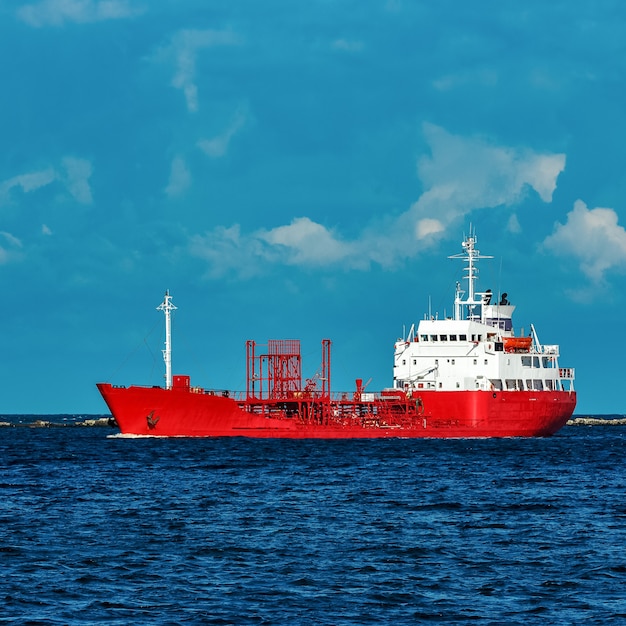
top-left (482, 303), bottom-right (515, 333)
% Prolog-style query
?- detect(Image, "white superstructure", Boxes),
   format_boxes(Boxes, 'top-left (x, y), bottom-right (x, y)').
top-left (393, 234), bottom-right (575, 394)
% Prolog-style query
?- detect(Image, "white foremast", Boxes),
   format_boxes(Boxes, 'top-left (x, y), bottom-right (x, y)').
top-left (157, 290), bottom-right (177, 389)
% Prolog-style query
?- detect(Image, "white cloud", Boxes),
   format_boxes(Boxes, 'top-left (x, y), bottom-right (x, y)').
top-left (515, 153), bottom-right (564, 203)
top-left (507, 214), bottom-right (521, 233)
top-left (410, 124), bottom-right (565, 231)
top-left (198, 106), bottom-right (248, 158)
top-left (165, 156), bottom-right (191, 197)
top-left (61, 157), bottom-right (93, 204)
top-left (42, 224), bottom-right (53, 235)
top-left (0, 157), bottom-right (93, 205)
top-left (166, 29), bottom-right (240, 113)
top-left (189, 225), bottom-right (265, 279)
top-left (331, 39), bottom-right (364, 53)
top-left (543, 199), bottom-right (626, 282)
top-left (0, 169), bottom-right (56, 200)
top-left (17, 0), bottom-right (142, 27)
top-left (371, 124), bottom-right (565, 252)
top-left (259, 217), bottom-right (349, 266)
top-left (189, 125), bottom-right (566, 277)
top-left (415, 218), bottom-right (445, 240)
top-left (384, 0), bottom-right (403, 12)
top-left (433, 68), bottom-right (499, 92)
top-left (0, 232), bottom-right (23, 248)
top-left (189, 219), bottom-right (351, 278)
top-left (0, 232), bottom-right (23, 264)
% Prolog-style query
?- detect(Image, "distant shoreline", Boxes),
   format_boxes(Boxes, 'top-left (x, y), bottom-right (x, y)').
top-left (567, 416), bottom-right (626, 426)
top-left (0, 417), bottom-right (115, 428)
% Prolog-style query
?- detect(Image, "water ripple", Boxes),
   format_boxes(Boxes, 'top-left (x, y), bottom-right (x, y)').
top-left (1, 426), bottom-right (625, 624)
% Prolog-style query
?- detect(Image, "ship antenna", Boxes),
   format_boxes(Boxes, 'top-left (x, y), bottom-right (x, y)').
top-left (449, 231), bottom-right (492, 320)
top-left (157, 290), bottom-right (177, 389)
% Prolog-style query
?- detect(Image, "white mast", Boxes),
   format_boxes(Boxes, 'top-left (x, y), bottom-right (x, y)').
top-left (449, 232), bottom-right (492, 320)
top-left (157, 290), bottom-right (177, 389)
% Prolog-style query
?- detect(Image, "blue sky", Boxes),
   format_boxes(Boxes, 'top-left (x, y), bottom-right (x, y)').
top-left (1, 0), bottom-right (625, 415)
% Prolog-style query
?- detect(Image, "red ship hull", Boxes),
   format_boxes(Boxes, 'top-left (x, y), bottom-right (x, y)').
top-left (97, 383), bottom-right (576, 438)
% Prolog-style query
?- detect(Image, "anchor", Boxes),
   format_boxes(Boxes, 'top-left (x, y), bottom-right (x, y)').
top-left (146, 410), bottom-right (160, 429)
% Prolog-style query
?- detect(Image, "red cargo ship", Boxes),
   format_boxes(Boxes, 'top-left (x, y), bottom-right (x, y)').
top-left (97, 233), bottom-right (576, 438)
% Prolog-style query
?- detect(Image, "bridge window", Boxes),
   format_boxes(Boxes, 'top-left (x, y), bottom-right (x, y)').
top-left (460, 334), bottom-right (467, 341)
top-left (430, 335), bottom-right (438, 342)
top-left (450, 334), bottom-right (457, 341)
top-left (522, 356), bottom-right (531, 367)
top-left (440, 335), bottom-right (447, 341)
top-left (420, 335), bottom-right (428, 342)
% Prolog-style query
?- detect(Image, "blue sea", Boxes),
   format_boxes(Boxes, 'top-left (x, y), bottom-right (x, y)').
top-left (2, 417), bottom-right (626, 625)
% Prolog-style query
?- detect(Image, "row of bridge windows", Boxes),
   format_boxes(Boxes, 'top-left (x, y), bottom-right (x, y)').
top-left (410, 379), bottom-right (562, 391)
top-left (421, 334), bottom-right (481, 342)
top-left (401, 356), bottom-right (555, 368)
